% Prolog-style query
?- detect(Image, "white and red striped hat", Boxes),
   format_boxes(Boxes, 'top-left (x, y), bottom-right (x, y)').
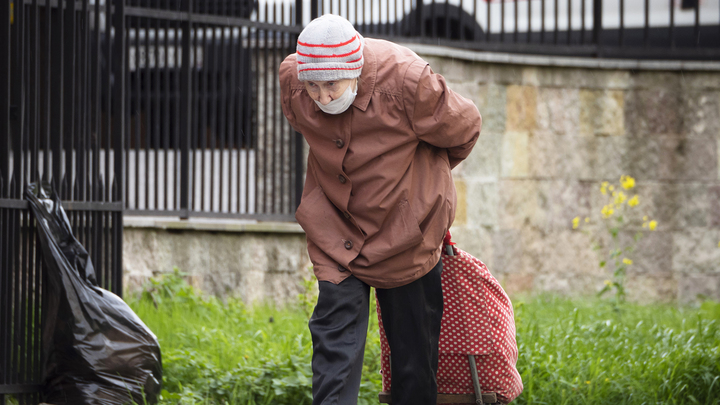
top-left (296, 14), bottom-right (364, 82)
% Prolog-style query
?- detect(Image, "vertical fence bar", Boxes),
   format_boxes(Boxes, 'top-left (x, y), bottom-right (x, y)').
top-left (42, 0), bottom-right (51, 184)
top-left (693, 0), bottom-right (699, 46)
top-left (143, 16), bottom-right (151, 211)
top-left (63, 0), bottom-right (77, 200)
top-left (180, 0), bottom-right (192, 219)
top-left (540, 0), bottom-right (545, 43)
top-left (162, 10), bottom-right (170, 211)
top-left (199, 23), bottom-right (209, 212)
top-left (250, 11), bottom-right (259, 215)
top-left (12, 0), bottom-right (23, 200)
top-left (0, 208), bottom-right (8, 402)
top-left (472, 0), bottom-right (477, 41)
top-left (113, 0), bottom-right (125, 295)
top-left (238, 24), bottom-right (246, 212)
top-left (418, 0), bottom-right (425, 38)
top-left (527, 0), bottom-right (532, 43)
top-left (581, 0), bottom-right (585, 44)
top-left (79, 0), bottom-right (88, 201)
top-left (593, 0), bottom-right (602, 53)
top-left (567, 0), bottom-right (571, 44)
top-left (52, 0), bottom-right (64, 190)
top-left (272, 4), bottom-right (278, 214)
top-left (553, 0), bottom-right (558, 44)
top-left (153, 19), bottom-right (161, 211)
top-left (209, 24), bottom-right (218, 213)
top-left (0, 0), bottom-right (9, 199)
top-left (669, 0), bottom-right (675, 48)
top-left (191, 16), bottom-right (200, 214)
top-left (29, 0), bottom-right (38, 186)
top-left (644, 0), bottom-right (649, 46)
top-left (219, 23), bottom-right (228, 215)
top-left (444, 0), bottom-right (449, 40)
top-left (619, 0), bottom-right (624, 45)
top-left (500, 0), bottom-right (504, 42)
top-left (263, 3), bottom-right (269, 214)
top-left (514, 0), bottom-right (518, 43)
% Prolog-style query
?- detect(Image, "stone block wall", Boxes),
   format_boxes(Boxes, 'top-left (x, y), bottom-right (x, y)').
top-left (423, 50), bottom-right (720, 303)
top-left (123, 219), bottom-right (311, 306)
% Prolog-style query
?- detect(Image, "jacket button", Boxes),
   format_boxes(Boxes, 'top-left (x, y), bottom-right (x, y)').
top-left (338, 175), bottom-right (346, 184)
top-left (337, 265), bottom-right (347, 272)
top-left (335, 139), bottom-right (344, 148)
top-left (344, 240), bottom-right (353, 250)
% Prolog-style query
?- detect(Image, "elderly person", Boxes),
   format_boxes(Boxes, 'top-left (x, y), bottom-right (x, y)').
top-left (279, 14), bottom-right (481, 405)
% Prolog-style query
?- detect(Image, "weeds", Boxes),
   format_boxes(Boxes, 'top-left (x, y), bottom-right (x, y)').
top-left (125, 272), bottom-right (719, 405)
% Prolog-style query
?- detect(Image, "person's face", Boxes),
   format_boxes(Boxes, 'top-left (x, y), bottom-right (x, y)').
top-left (304, 78), bottom-right (356, 105)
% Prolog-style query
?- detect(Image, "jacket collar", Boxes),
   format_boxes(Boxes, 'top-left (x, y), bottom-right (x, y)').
top-left (352, 43), bottom-right (376, 112)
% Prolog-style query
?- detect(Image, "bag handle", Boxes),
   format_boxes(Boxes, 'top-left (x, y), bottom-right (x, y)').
top-left (443, 230), bottom-right (457, 256)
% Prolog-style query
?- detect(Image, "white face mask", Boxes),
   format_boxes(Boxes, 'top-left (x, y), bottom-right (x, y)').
top-left (315, 83), bottom-right (357, 115)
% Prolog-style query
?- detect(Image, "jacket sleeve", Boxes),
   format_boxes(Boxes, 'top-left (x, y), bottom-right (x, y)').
top-left (403, 60), bottom-right (481, 169)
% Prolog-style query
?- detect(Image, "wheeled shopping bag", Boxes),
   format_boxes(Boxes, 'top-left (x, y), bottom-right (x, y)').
top-left (377, 232), bottom-right (523, 404)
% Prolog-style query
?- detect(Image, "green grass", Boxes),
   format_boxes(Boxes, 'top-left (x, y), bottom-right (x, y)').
top-left (126, 272), bottom-right (720, 405)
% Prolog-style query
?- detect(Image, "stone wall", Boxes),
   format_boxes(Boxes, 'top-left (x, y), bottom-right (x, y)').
top-left (123, 46), bottom-right (720, 305)
top-left (123, 219), bottom-right (310, 305)
top-left (418, 46), bottom-right (720, 303)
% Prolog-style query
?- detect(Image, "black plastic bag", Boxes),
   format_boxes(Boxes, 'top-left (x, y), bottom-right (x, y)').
top-left (26, 182), bottom-right (162, 405)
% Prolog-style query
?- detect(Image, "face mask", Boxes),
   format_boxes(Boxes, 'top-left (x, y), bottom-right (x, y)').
top-left (315, 82), bottom-right (357, 115)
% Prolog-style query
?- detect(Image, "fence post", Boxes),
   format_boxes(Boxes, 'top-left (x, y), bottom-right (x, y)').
top-left (113, 0), bottom-right (125, 295)
top-left (179, 0), bottom-right (193, 219)
top-left (593, 0), bottom-right (603, 56)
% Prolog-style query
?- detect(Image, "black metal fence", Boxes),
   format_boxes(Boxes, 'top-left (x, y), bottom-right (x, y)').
top-left (316, 0), bottom-right (720, 59)
top-left (1, 0), bottom-right (125, 403)
top-left (123, 0), bottom-right (303, 221)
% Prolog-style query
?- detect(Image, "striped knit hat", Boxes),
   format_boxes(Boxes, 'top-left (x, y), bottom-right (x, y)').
top-left (296, 14), bottom-right (364, 82)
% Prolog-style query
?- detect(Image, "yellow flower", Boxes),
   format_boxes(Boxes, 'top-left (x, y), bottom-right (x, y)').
top-left (614, 191), bottom-right (627, 205)
top-left (628, 195), bottom-right (640, 207)
top-left (586, 381), bottom-right (591, 385)
top-left (620, 175), bottom-right (636, 190)
top-left (573, 217), bottom-right (580, 229)
top-left (601, 205), bottom-right (614, 218)
top-left (600, 181), bottom-right (609, 195)
top-left (623, 258), bottom-right (633, 265)
top-left (649, 220), bottom-right (657, 231)
top-left (608, 185), bottom-right (615, 192)
top-left (643, 215), bottom-right (648, 221)
top-left (604, 280), bottom-right (612, 286)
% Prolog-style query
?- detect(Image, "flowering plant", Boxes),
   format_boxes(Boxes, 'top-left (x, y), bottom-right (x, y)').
top-left (573, 175), bottom-right (657, 304)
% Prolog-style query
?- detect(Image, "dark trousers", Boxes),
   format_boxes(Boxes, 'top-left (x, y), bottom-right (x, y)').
top-left (309, 259), bottom-right (443, 405)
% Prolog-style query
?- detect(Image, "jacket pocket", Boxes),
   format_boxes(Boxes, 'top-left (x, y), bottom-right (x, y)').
top-left (361, 199), bottom-right (423, 264)
top-left (296, 186), bottom-right (359, 266)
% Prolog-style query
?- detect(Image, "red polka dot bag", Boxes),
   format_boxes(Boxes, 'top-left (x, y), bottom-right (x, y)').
top-left (377, 232), bottom-right (523, 404)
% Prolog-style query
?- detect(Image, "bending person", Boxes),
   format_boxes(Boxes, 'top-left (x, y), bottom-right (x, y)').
top-left (279, 14), bottom-right (482, 405)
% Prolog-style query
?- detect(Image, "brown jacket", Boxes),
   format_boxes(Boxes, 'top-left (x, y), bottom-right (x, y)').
top-left (280, 38), bottom-right (481, 289)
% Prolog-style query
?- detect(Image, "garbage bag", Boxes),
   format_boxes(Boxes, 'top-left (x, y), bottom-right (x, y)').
top-left (26, 182), bottom-right (162, 405)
